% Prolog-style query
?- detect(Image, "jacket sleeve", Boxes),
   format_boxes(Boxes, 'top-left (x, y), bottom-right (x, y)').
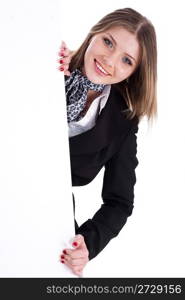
top-left (76, 120), bottom-right (139, 260)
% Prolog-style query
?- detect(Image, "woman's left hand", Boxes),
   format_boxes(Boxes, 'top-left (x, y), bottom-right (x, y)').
top-left (60, 234), bottom-right (89, 276)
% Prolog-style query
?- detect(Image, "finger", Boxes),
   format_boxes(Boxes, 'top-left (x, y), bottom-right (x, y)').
top-left (58, 56), bottom-right (71, 65)
top-left (58, 47), bottom-right (71, 58)
top-left (63, 248), bottom-right (88, 259)
top-left (64, 255), bottom-right (88, 267)
top-left (63, 258), bottom-right (84, 270)
top-left (72, 234), bottom-right (86, 249)
top-left (58, 63), bottom-right (69, 72)
top-left (60, 40), bottom-right (67, 50)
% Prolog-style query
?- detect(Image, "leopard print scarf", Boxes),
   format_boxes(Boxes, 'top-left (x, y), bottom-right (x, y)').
top-left (65, 69), bottom-right (105, 123)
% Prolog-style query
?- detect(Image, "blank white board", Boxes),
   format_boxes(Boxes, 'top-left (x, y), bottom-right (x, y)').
top-left (0, 0), bottom-right (76, 277)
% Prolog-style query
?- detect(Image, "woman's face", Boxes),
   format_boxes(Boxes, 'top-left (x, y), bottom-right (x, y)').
top-left (82, 26), bottom-right (140, 85)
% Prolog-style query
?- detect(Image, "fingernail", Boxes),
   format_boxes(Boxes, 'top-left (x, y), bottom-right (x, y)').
top-left (60, 255), bottom-right (65, 259)
top-left (58, 51), bottom-right (64, 57)
top-left (60, 67), bottom-right (64, 71)
top-left (61, 260), bottom-right (65, 264)
top-left (59, 59), bottom-right (64, 64)
top-left (63, 250), bottom-right (67, 254)
top-left (72, 242), bottom-right (78, 247)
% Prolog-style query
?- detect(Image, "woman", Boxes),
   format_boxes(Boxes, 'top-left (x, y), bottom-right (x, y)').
top-left (58, 7), bottom-right (157, 276)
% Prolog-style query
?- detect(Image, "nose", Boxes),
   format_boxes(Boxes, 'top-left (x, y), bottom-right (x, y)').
top-left (102, 56), bottom-right (114, 68)
top-left (102, 54), bottom-right (118, 72)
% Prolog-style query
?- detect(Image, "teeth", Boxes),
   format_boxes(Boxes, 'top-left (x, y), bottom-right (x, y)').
top-left (95, 60), bottom-right (109, 75)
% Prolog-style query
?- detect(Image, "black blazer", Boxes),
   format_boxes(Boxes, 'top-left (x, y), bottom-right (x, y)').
top-left (68, 85), bottom-right (139, 260)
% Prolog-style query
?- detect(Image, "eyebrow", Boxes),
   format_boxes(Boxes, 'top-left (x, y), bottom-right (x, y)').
top-left (106, 32), bottom-right (137, 63)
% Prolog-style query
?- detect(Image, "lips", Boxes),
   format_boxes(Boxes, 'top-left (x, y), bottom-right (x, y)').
top-left (94, 59), bottom-right (111, 76)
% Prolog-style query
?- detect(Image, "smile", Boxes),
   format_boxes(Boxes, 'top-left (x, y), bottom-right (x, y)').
top-left (94, 59), bottom-right (110, 76)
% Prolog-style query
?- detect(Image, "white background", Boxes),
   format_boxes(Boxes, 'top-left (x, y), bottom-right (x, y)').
top-left (64, 0), bottom-right (185, 277)
top-left (0, 0), bottom-right (77, 277)
top-left (0, 0), bottom-right (184, 278)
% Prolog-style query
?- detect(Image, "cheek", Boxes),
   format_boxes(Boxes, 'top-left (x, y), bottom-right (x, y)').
top-left (86, 41), bottom-right (103, 58)
top-left (116, 66), bottom-right (133, 81)
top-left (116, 68), bottom-right (127, 80)
top-left (84, 48), bottom-right (94, 64)
top-left (84, 51), bottom-right (92, 69)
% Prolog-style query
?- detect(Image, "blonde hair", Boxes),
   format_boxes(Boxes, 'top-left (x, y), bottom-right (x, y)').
top-left (70, 8), bottom-right (157, 122)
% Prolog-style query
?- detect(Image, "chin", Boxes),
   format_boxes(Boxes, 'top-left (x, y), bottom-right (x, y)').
top-left (85, 72), bottom-right (104, 84)
top-left (82, 64), bottom-right (100, 84)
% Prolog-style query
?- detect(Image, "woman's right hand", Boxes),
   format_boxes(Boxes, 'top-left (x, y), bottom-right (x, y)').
top-left (57, 41), bottom-right (73, 76)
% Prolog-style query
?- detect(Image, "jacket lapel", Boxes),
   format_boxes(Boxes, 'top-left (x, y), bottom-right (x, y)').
top-left (69, 85), bottom-right (131, 155)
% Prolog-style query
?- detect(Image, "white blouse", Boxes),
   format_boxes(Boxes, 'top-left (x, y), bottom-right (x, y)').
top-left (68, 85), bottom-right (111, 137)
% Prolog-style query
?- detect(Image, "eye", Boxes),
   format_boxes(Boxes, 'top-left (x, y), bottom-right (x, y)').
top-left (122, 56), bottom-right (132, 66)
top-left (103, 37), bottom-right (113, 48)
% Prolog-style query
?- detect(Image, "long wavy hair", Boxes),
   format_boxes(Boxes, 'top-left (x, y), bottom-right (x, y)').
top-left (69, 8), bottom-right (157, 122)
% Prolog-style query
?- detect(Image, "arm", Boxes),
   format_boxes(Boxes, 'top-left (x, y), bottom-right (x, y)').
top-left (76, 120), bottom-right (139, 260)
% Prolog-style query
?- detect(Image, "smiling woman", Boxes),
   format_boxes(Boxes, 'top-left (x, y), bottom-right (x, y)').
top-left (57, 7), bottom-right (157, 276)
top-left (82, 26), bottom-right (140, 85)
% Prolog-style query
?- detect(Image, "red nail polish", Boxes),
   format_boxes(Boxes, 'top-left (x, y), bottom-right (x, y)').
top-left (72, 242), bottom-right (78, 247)
top-left (60, 255), bottom-right (65, 259)
top-left (60, 67), bottom-right (64, 71)
top-left (58, 51), bottom-right (64, 57)
top-left (63, 250), bottom-right (67, 254)
top-left (59, 59), bottom-right (64, 64)
top-left (61, 260), bottom-right (65, 264)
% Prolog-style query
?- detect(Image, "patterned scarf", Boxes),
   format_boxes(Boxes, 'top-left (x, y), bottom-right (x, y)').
top-left (65, 69), bottom-right (105, 123)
